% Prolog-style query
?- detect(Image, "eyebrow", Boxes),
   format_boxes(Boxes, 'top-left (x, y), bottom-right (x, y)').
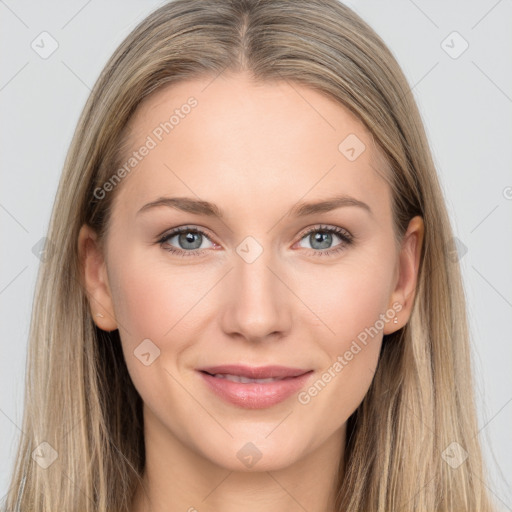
top-left (136, 194), bottom-right (372, 218)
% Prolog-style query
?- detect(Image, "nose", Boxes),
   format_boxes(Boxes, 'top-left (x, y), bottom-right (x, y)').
top-left (219, 242), bottom-right (293, 343)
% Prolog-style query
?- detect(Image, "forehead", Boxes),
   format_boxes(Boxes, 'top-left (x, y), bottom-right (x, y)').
top-left (111, 72), bottom-right (392, 224)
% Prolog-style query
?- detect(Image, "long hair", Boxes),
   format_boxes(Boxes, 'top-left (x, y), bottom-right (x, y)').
top-left (2, 0), bottom-right (495, 510)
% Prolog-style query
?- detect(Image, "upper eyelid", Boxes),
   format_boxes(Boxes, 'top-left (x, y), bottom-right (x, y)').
top-left (159, 225), bottom-right (211, 239)
top-left (300, 224), bottom-right (351, 237)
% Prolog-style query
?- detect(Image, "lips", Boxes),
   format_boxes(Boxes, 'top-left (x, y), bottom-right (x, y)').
top-left (196, 364), bottom-right (314, 409)
top-left (197, 364), bottom-right (310, 380)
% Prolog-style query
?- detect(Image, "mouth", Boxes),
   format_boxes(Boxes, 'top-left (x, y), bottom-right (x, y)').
top-left (196, 365), bottom-right (314, 409)
top-left (197, 364), bottom-right (311, 379)
top-left (200, 372), bottom-right (298, 384)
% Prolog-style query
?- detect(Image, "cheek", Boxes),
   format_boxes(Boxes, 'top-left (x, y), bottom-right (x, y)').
top-left (307, 249), bottom-right (394, 347)
top-left (330, 266), bottom-right (390, 338)
top-left (109, 248), bottom-right (210, 334)
top-left (294, 296), bottom-right (384, 429)
top-left (298, 252), bottom-right (395, 411)
top-left (319, 270), bottom-right (386, 380)
top-left (109, 260), bottom-right (168, 341)
top-left (106, 251), bottom-right (210, 406)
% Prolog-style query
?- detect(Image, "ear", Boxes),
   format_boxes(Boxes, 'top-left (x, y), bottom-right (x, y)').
top-left (383, 215), bottom-right (424, 334)
top-left (78, 224), bottom-right (118, 332)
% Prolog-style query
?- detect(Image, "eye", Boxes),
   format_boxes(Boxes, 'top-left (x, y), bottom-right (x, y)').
top-left (157, 224), bottom-right (354, 258)
top-left (296, 225), bottom-right (354, 256)
top-left (158, 226), bottom-right (215, 257)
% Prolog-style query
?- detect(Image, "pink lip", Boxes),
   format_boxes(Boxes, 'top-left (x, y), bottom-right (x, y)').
top-left (197, 364), bottom-right (311, 379)
top-left (196, 365), bottom-right (314, 409)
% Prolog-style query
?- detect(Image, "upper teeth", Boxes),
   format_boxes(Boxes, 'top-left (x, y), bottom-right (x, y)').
top-left (212, 373), bottom-right (283, 383)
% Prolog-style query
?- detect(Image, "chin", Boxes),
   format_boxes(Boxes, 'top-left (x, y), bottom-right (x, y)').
top-left (199, 437), bottom-right (305, 473)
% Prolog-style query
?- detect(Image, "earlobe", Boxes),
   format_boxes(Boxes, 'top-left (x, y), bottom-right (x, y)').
top-left (384, 215), bottom-right (424, 334)
top-left (78, 224), bottom-right (118, 332)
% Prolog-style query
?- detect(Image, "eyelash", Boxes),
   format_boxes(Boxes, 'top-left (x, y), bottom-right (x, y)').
top-left (157, 224), bottom-right (354, 258)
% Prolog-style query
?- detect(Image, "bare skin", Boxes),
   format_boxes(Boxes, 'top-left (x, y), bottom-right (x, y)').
top-left (79, 71), bottom-right (423, 512)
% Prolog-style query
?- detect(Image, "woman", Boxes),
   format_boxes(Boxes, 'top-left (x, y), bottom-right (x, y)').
top-left (2, 0), bottom-right (495, 510)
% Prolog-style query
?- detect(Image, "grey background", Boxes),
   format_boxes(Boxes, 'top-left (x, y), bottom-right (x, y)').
top-left (1, 0), bottom-right (511, 508)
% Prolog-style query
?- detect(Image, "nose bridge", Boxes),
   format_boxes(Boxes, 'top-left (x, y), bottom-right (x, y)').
top-left (236, 237), bottom-right (275, 299)
top-left (220, 234), bottom-right (292, 340)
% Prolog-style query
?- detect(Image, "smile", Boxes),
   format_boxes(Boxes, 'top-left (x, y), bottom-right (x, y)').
top-left (197, 367), bottom-right (314, 409)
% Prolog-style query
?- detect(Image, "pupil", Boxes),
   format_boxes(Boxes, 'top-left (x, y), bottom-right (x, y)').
top-left (312, 231), bottom-right (332, 250)
top-left (180, 232), bottom-right (202, 250)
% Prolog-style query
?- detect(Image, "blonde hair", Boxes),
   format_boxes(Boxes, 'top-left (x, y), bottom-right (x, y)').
top-left (2, 0), bottom-right (495, 510)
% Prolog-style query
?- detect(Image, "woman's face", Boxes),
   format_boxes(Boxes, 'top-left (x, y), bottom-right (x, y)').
top-left (81, 71), bottom-right (422, 472)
